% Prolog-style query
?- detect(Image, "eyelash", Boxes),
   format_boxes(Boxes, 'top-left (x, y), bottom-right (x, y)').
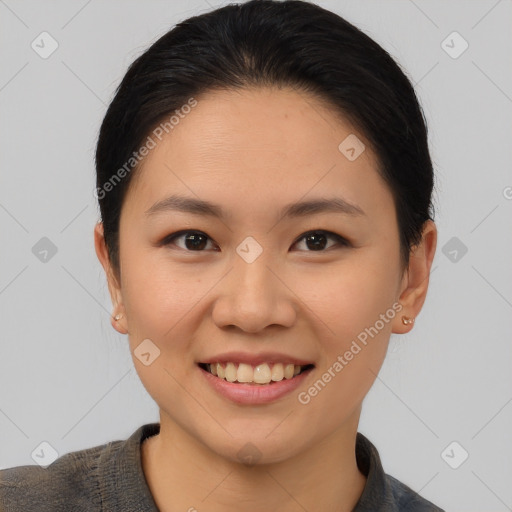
top-left (160, 230), bottom-right (350, 252)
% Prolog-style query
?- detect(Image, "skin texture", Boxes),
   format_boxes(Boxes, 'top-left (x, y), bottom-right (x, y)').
top-left (94, 86), bottom-right (437, 512)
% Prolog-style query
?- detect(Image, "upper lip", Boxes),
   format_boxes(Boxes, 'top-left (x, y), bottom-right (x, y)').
top-left (198, 351), bottom-right (315, 367)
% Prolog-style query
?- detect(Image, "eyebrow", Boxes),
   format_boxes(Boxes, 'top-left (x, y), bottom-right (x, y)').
top-left (144, 194), bottom-right (366, 220)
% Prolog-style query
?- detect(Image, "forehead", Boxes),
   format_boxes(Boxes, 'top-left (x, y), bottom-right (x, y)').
top-left (125, 86), bottom-right (393, 222)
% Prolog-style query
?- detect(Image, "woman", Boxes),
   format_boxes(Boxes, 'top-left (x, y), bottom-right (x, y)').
top-left (0, 1), bottom-right (443, 510)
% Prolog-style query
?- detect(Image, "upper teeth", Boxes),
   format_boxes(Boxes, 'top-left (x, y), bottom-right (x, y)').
top-left (207, 362), bottom-right (304, 384)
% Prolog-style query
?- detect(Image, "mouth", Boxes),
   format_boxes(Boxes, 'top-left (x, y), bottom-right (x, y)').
top-left (198, 362), bottom-right (315, 385)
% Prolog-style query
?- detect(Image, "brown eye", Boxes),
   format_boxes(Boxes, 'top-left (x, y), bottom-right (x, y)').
top-left (162, 231), bottom-right (216, 251)
top-left (292, 230), bottom-right (349, 252)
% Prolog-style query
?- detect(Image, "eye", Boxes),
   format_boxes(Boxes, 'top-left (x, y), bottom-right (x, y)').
top-left (160, 229), bottom-right (350, 252)
top-left (161, 230), bottom-right (217, 251)
top-left (291, 230), bottom-right (350, 252)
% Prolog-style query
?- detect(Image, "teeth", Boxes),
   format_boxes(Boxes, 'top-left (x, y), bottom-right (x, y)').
top-left (271, 363), bottom-right (284, 381)
top-left (237, 363), bottom-right (253, 383)
top-left (254, 363), bottom-right (272, 384)
top-left (284, 363), bottom-right (295, 379)
top-left (225, 362), bottom-right (237, 382)
top-left (204, 362), bottom-right (308, 384)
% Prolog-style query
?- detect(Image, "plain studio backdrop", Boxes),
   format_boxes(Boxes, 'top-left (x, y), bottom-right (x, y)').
top-left (1, 1), bottom-right (511, 511)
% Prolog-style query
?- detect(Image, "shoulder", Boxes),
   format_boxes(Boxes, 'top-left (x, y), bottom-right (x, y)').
top-left (354, 432), bottom-right (445, 512)
top-left (385, 473), bottom-right (445, 512)
top-left (0, 438), bottom-right (123, 512)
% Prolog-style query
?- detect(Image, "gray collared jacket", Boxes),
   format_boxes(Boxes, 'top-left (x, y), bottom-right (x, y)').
top-left (0, 423), bottom-right (445, 511)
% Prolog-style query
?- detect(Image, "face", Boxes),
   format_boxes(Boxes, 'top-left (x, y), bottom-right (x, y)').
top-left (96, 86), bottom-right (430, 464)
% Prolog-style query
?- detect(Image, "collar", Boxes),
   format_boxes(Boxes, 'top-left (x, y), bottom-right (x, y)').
top-left (97, 423), bottom-right (401, 511)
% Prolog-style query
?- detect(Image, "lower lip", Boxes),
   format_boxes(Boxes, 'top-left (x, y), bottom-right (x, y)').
top-left (198, 365), bottom-right (314, 405)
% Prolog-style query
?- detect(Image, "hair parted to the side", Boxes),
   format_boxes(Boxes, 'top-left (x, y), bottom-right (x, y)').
top-left (95, 0), bottom-right (435, 280)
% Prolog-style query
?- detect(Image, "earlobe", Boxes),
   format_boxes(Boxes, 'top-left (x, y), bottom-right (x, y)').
top-left (111, 310), bottom-right (129, 335)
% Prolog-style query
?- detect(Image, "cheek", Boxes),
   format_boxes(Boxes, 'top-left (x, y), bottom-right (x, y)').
top-left (291, 255), bottom-right (398, 411)
top-left (120, 249), bottom-right (202, 346)
top-left (294, 267), bottom-right (397, 420)
top-left (294, 253), bottom-right (399, 340)
top-left (120, 256), bottom-right (202, 411)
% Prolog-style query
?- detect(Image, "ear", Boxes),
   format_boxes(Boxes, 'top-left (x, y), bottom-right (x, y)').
top-left (392, 220), bottom-right (437, 334)
top-left (94, 221), bottom-right (128, 335)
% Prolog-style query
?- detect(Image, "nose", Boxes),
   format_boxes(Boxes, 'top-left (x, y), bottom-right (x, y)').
top-left (211, 248), bottom-right (297, 334)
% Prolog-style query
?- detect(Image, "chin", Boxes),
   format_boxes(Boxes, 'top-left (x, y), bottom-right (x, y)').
top-left (197, 426), bottom-right (311, 466)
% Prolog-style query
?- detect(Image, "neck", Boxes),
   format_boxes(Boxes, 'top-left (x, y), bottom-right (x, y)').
top-left (141, 409), bottom-right (367, 512)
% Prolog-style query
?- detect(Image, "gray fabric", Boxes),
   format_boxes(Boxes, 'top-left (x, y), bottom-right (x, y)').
top-left (0, 423), bottom-right (444, 511)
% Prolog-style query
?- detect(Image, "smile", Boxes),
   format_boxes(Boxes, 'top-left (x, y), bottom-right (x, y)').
top-left (199, 362), bottom-right (314, 385)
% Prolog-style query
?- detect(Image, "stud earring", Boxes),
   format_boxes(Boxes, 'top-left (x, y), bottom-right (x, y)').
top-left (401, 315), bottom-right (415, 325)
top-left (114, 313), bottom-right (123, 321)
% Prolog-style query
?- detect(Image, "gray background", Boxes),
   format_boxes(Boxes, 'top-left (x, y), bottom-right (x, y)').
top-left (1, 1), bottom-right (511, 510)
